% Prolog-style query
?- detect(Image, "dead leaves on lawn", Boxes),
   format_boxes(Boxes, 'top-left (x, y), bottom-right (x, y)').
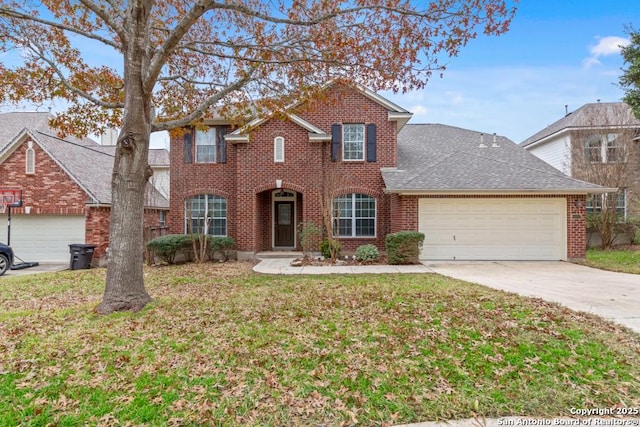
top-left (1, 262), bottom-right (640, 426)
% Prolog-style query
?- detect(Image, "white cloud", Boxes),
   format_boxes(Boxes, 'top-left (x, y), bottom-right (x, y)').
top-left (383, 63), bottom-right (626, 142)
top-left (582, 56), bottom-right (601, 68)
top-left (410, 105), bottom-right (428, 115)
top-left (589, 36), bottom-right (630, 57)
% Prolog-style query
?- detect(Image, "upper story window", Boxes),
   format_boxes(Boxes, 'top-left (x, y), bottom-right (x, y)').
top-left (331, 123), bottom-right (376, 163)
top-left (342, 124), bottom-right (365, 161)
top-left (584, 133), bottom-right (624, 163)
top-left (606, 134), bottom-right (625, 162)
top-left (333, 193), bottom-right (376, 237)
top-left (183, 126), bottom-right (228, 164)
top-left (196, 128), bottom-right (216, 163)
top-left (25, 141), bottom-right (35, 175)
top-left (274, 136), bottom-right (284, 163)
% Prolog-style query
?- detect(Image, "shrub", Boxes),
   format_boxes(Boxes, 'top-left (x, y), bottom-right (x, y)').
top-left (146, 234), bottom-right (192, 264)
top-left (319, 238), bottom-right (341, 259)
top-left (355, 244), bottom-right (379, 262)
top-left (298, 221), bottom-right (323, 258)
top-left (385, 231), bottom-right (425, 265)
top-left (209, 236), bottom-right (236, 261)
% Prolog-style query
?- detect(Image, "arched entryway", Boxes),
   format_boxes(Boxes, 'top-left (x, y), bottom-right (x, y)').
top-left (272, 189), bottom-right (297, 249)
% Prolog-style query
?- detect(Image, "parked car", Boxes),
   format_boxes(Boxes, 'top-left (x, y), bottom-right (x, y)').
top-left (0, 242), bottom-right (14, 276)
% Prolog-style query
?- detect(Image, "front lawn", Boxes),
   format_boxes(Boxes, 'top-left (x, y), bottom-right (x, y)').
top-left (583, 247), bottom-right (640, 274)
top-left (1, 263), bottom-right (639, 426)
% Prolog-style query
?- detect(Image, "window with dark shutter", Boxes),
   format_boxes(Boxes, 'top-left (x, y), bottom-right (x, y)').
top-left (331, 124), bottom-right (341, 162)
top-left (217, 125), bottom-right (229, 164)
top-left (366, 124), bottom-right (376, 162)
top-left (183, 130), bottom-right (193, 164)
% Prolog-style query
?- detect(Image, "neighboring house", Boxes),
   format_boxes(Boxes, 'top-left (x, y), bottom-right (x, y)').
top-left (0, 112), bottom-right (169, 263)
top-left (169, 82), bottom-right (606, 261)
top-left (521, 102), bottom-right (640, 220)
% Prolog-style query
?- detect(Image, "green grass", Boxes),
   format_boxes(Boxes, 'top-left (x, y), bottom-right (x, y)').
top-left (583, 248), bottom-right (640, 274)
top-left (1, 262), bottom-right (639, 426)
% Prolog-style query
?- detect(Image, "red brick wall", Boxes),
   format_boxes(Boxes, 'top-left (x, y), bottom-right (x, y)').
top-left (566, 194), bottom-right (587, 259)
top-left (169, 85), bottom-right (398, 253)
top-left (1, 138), bottom-right (88, 214)
top-left (85, 207), bottom-right (110, 258)
top-left (1, 137), bottom-right (165, 262)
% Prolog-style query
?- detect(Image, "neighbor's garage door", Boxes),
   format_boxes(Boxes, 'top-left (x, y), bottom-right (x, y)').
top-left (1, 215), bottom-right (86, 263)
top-left (418, 198), bottom-right (566, 261)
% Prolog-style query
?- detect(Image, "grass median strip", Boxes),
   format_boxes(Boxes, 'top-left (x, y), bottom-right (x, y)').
top-left (583, 248), bottom-right (640, 274)
top-left (1, 262), bottom-right (639, 426)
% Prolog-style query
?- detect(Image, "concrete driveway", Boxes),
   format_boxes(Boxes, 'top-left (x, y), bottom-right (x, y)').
top-left (426, 261), bottom-right (640, 334)
top-left (1, 263), bottom-right (68, 277)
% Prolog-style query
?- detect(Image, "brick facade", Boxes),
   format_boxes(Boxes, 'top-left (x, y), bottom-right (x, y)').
top-left (1, 138), bottom-right (88, 215)
top-left (169, 84), bottom-right (589, 260)
top-left (170, 85), bottom-right (397, 254)
top-left (1, 136), bottom-right (165, 262)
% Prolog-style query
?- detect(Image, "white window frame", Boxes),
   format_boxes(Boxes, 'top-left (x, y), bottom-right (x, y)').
top-left (584, 133), bottom-right (624, 163)
top-left (185, 194), bottom-right (227, 236)
top-left (274, 136), bottom-right (285, 163)
top-left (586, 190), bottom-right (627, 220)
top-left (333, 193), bottom-right (376, 237)
top-left (342, 124), bottom-right (365, 161)
top-left (195, 128), bottom-right (216, 163)
top-left (25, 141), bottom-right (35, 175)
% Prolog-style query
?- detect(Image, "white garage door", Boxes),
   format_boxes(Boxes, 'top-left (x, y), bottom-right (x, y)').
top-left (418, 198), bottom-right (566, 261)
top-left (0, 215), bottom-right (86, 263)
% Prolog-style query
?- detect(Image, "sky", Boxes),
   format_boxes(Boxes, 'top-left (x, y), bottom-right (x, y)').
top-left (378, 0), bottom-right (639, 144)
top-left (1, 1), bottom-right (637, 148)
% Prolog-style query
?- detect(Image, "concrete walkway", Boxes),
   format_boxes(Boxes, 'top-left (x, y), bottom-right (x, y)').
top-left (253, 257), bottom-right (433, 274)
top-left (2, 262), bottom-right (68, 277)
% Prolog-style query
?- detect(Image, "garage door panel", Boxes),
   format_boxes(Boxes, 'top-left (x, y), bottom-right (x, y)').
top-left (1, 215), bottom-right (86, 262)
top-left (419, 198), bottom-right (566, 261)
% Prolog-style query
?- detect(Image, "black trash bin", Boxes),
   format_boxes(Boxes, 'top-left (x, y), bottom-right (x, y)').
top-left (69, 244), bottom-right (96, 270)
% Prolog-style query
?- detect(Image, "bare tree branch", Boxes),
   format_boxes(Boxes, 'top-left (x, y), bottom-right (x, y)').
top-left (151, 68), bottom-right (256, 132)
top-left (0, 5), bottom-right (122, 50)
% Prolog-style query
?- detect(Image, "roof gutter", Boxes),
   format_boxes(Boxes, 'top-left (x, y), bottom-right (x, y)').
top-left (384, 187), bottom-right (618, 195)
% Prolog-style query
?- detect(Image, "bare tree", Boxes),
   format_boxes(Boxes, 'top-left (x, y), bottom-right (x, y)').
top-left (571, 103), bottom-right (640, 249)
top-left (0, 0), bottom-right (515, 313)
top-left (319, 167), bottom-right (348, 262)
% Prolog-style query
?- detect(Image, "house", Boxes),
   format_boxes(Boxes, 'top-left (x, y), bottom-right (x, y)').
top-left (169, 82), bottom-right (606, 261)
top-left (0, 112), bottom-right (169, 263)
top-left (521, 102), bottom-right (640, 221)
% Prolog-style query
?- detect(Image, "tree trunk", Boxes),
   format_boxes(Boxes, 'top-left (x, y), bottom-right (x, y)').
top-left (96, 2), bottom-right (153, 314)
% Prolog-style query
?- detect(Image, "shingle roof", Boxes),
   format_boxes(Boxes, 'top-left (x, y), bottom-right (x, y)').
top-left (520, 102), bottom-right (640, 147)
top-left (383, 124), bottom-right (607, 193)
top-left (0, 112), bottom-right (168, 208)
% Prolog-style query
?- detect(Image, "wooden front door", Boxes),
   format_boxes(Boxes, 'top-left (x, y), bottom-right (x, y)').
top-left (274, 201), bottom-right (295, 247)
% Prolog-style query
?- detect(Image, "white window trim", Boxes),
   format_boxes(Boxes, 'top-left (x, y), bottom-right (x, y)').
top-left (333, 193), bottom-right (377, 238)
top-left (274, 136), bottom-right (285, 163)
top-left (585, 133), bottom-right (624, 163)
top-left (184, 194), bottom-right (227, 236)
top-left (586, 190), bottom-right (627, 220)
top-left (342, 124), bottom-right (365, 162)
top-left (195, 128), bottom-right (217, 163)
top-left (25, 141), bottom-right (35, 175)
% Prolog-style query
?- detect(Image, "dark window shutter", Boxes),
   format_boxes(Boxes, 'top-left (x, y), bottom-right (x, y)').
top-left (183, 130), bottom-right (193, 164)
top-left (331, 124), bottom-right (341, 162)
top-left (366, 124), bottom-right (376, 162)
top-left (217, 126), bottom-right (229, 164)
